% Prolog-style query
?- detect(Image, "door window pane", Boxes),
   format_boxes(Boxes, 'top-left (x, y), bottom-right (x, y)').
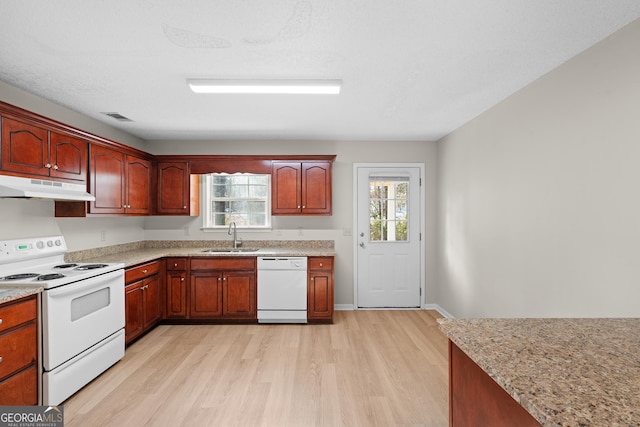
top-left (369, 178), bottom-right (409, 242)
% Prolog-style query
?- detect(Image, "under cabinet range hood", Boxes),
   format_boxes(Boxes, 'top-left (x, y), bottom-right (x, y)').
top-left (0, 175), bottom-right (95, 201)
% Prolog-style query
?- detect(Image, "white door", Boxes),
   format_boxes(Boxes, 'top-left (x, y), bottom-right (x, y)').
top-left (355, 165), bottom-right (422, 308)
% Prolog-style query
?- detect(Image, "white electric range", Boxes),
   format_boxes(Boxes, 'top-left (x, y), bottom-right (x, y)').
top-left (0, 235), bottom-right (125, 405)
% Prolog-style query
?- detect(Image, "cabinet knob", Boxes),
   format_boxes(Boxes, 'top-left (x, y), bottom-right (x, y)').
top-left (44, 163), bottom-right (52, 168)
top-left (302, 206), bottom-right (306, 209)
top-left (142, 269), bottom-right (147, 274)
top-left (297, 206), bottom-right (301, 209)
top-left (52, 165), bottom-right (59, 170)
top-left (0, 356), bottom-right (3, 363)
top-left (174, 263), bottom-right (178, 268)
top-left (319, 263), bottom-right (323, 267)
top-left (0, 319), bottom-right (3, 325)
top-left (180, 277), bottom-right (185, 281)
top-left (183, 206), bottom-right (187, 209)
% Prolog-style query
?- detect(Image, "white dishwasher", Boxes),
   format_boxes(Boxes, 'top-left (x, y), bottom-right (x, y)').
top-left (257, 257), bottom-right (308, 323)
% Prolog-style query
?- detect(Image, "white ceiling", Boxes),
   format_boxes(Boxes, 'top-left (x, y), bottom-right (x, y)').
top-left (1, 1), bottom-right (639, 142)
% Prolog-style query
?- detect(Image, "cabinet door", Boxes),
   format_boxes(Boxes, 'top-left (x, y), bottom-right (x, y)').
top-left (0, 365), bottom-right (37, 405)
top-left (143, 275), bottom-right (162, 328)
top-left (157, 162), bottom-right (190, 214)
top-left (271, 162), bottom-right (302, 215)
top-left (301, 162), bottom-right (332, 215)
top-left (190, 271), bottom-right (223, 318)
top-left (166, 271), bottom-right (187, 318)
top-left (222, 271), bottom-right (256, 318)
top-left (49, 132), bottom-right (88, 182)
top-left (89, 145), bottom-right (125, 214)
top-left (125, 282), bottom-right (144, 343)
top-left (125, 156), bottom-right (151, 214)
top-left (308, 257), bottom-right (334, 321)
top-left (0, 117), bottom-right (49, 177)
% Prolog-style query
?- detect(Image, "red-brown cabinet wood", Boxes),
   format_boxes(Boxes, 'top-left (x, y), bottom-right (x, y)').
top-left (189, 257), bottom-right (256, 320)
top-left (125, 156), bottom-right (151, 214)
top-left (222, 271), bottom-right (256, 318)
top-left (125, 261), bottom-right (162, 343)
top-left (190, 271), bottom-right (223, 318)
top-left (166, 258), bottom-right (188, 319)
top-left (89, 144), bottom-right (125, 214)
top-left (272, 161), bottom-right (332, 215)
top-left (307, 257), bottom-right (334, 322)
top-left (156, 162), bottom-right (199, 216)
top-left (449, 341), bottom-right (542, 427)
top-left (0, 296), bottom-right (38, 406)
top-left (89, 145), bottom-right (151, 215)
top-left (49, 132), bottom-right (88, 182)
top-left (1, 117), bottom-right (87, 182)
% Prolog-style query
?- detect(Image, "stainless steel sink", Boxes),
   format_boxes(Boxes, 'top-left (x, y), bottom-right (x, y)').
top-left (201, 248), bottom-right (260, 253)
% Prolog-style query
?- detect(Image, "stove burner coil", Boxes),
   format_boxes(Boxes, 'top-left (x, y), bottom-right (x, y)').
top-left (37, 273), bottom-right (66, 281)
top-left (1, 273), bottom-right (40, 280)
top-left (75, 264), bottom-right (108, 270)
top-left (54, 263), bottom-right (79, 269)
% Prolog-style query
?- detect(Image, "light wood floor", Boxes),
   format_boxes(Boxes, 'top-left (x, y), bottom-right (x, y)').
top-left (63, 310), bottom-right (449, 427)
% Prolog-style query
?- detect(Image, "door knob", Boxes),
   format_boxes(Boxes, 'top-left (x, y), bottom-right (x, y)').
top-left (360, 232), bottom-right (364, 237)
top-left (359, 242), bottom-right (365, 248)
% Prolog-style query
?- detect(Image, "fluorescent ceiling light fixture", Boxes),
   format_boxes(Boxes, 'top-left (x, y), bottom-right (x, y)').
top-left (187, 79), bottom-right (342, 94)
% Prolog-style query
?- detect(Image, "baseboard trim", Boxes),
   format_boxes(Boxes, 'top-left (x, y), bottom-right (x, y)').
top-left (422, 304), bottom-right (455, 318)
top-left (334, 303), bottom-right (453, 318)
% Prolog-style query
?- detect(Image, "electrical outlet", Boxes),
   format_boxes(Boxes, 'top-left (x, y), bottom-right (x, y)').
top-left (298, 227), bottom-right (304, 236)
top-left (343, 228), bottom-right (352, 236)
top-left (184, 226), bottom-right (190, 236)
top-left (100, 230), bottom-right (106, 241)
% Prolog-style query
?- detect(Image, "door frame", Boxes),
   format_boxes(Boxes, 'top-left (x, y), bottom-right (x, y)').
top-left (352, 163), bottom-right (426, 309)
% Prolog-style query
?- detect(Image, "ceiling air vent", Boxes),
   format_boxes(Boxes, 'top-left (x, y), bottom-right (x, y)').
top-left (101, 112), bottom-right (133, 122)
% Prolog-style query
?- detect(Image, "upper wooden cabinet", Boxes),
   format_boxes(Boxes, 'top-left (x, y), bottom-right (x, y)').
top-left (272, 161), bottom-right (332, 215)
top-left (156, 161), bottom-right (200, 216)
top-left (1, 117), bottom-right (87, 182)
top-left (88, 144), bottom-right (151, 215)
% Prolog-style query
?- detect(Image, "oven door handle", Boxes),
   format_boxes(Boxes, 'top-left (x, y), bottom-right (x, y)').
top-left (47, 269), bottom-right (124, 298)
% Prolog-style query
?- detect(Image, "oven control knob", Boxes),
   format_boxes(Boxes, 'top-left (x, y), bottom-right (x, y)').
top-left (47, 240), bottom-right (53, 247)
top-left (55, 239), bottom-right (62, 246)
top-left (36, 241), bottom-right (44, 249)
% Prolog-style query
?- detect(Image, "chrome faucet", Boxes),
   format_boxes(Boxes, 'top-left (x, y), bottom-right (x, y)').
top-left (228, 221), bottom-right (241, 248)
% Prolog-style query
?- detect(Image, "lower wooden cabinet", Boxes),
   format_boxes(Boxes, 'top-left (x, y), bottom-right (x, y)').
top-left (190, 257), bottom-right (256, 320)
top-left (308, 257), bottom-right (334, 322)
top-left (449, 341), bottom-right (542, 427)
top-left (125, 255), bottom-right (335, 329)
top-left (165, 257), bottom-right (188, 319)
top-left (125, 261), bottom-right (162, 343)
top-left (0, 295), bottom-right (38, 405)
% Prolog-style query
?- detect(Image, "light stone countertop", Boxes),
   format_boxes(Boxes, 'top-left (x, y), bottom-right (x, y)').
top-left (439, 318), bottom-right (640, 427)
top-left (66, 240), bottom-right (336, 268)
top-left (0, 286), bottom-right (43, 304)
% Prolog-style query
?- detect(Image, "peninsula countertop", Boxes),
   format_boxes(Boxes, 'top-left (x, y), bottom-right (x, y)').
top-left (439, 317), bottom-right (640, 427)
top-left (65, 239), bottom-right (336, 268)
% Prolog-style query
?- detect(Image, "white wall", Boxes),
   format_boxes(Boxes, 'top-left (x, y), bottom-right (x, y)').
top-left (437, 19), bottom-right (640, 318)
top-left (146, 140), bottom-right (438, 307)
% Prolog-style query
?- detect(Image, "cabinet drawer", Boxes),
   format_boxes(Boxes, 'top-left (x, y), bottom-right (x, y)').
top-left (0, 324), bottom-right (37, 379)
top-left (0, 365), bottom-right (38, 405)
top-left (166, 258), bottom-right (187, 271)
top-left (191, 257), bottom-right (256, 271)
top-left (125, 260), bottom-right (161, 283)
top-left (0, 297), bottom-right (37, 334)
top-left (308, 257), bottom-right (333, 271)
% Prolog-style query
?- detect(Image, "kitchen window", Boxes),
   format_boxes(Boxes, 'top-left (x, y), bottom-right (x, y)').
top-left (202, 173), bottom-right (271, 229)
